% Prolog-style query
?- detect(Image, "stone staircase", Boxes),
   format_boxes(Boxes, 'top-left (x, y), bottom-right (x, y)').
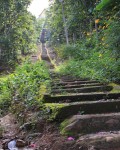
top-left (41, 45), bottom-right (120, 149)
top-left (44, 73), bottom-right (120, 149)
top-left (44, 74), bottom-right (120, 121)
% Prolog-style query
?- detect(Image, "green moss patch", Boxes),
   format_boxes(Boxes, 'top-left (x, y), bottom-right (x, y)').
top-left (60, 118), bottom-right (74, 136)
top-left (109, 83), bottom-right (120, 93)
top-left (45, 103), bottom-right (65, 121)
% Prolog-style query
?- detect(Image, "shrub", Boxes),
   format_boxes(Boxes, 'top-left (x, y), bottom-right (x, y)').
top-left (0, 77), bottom-right (11, 114)
top-left (0, 60), bottom-right (51, 114)
top-left (56, 50), bottom-right (120, 82)
top-left (9, 60), bottom-right (50, 105)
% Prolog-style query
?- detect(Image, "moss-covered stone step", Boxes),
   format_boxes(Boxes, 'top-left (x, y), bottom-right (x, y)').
top-left (60, 75), bottom-right (89, 81)
top-left (60, 78), bottom-right (90, 82)
top-left (51, 85), bottom-right (113, 94)
top-left (43, 93), bottom-right (120, 103)
top-left (45, 99), bottom-right (120, 121)
top-left (72, 131), bottom-right (120, 150)
top-left (52, 83), bottom-right (105, 89)
top-left (53, 80), bottom-right (100, 86)
top-left (60, 113), bottom-right (120, 135)
top-left (50, 73), bottom-right (60, 78)
top-left (58, 75), bottom-right (77, 80)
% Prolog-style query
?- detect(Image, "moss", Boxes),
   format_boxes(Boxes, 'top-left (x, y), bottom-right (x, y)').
top-left (0, 74), bottom-right (11, 82)
top-left (109, 83), bottom-right (120, 93)
top-left (60, 119), bottom-right (76, 136)
top-left (60, 119), bottom-right (70, 135)
top-left (44, 103), bottom-right (65, 121)
top-left (38, 84), bottom-right (47, 101)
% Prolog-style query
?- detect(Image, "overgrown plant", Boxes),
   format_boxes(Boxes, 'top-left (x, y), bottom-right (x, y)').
top-left (0, 60), bottom-right (51, 115)
top-left (55, 40), bottom-right (120, 82)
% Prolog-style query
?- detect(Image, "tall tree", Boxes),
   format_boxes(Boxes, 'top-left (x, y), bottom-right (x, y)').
top-left (0, 0), bottom-right (36, 65)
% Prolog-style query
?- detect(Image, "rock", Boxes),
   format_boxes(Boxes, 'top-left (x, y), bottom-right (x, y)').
top-left (105, 136), bottom-right (114, 142)
top-left (105, 119), bottom-right (119, 127)
top-left (16, 139), bottom-right (27, 147)
top-left (20, 122), bottom-right (34, 131)
top-left (61, 114), bottom-right (120, 136)
top-left (2, 139), bottom-right (11, 149)
top-left (75, 131), bottom-right (120, 149)
top-left (26, 133), bottom-right (42, 139)
top-left (20, 119), bottom-right (46, 132)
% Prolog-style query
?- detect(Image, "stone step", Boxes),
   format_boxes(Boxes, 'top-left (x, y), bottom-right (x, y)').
top-left (52, 83), bottom-right (105, 89)
top-left (51, 85), bottom-right (113, 94)
top-left (53, 80), bottom-right (100, 86)
top-left (59, 75), bottom-right (75, 79)
top-left (43, 93), bottom-right (120, 103)
top-left (73, 131), bottom-right (120, 150)
top-left (60, 113), bottom-right (120, 135)
top-left (45, 99), bottom-right (120, 121)
top-left (51, 79), bottom-right (91, 85)
top-left (60, 76), bottom-right (89, 81)
top-left (60, 78), bottom-right (89, 82)
top-left (41, 55), bottom-right (50, 61)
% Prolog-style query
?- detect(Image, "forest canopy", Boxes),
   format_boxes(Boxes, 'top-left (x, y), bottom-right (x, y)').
top-left (0, 0), bottom-right (37, 66)
top-left (44, 0), bottom-right (120, 82)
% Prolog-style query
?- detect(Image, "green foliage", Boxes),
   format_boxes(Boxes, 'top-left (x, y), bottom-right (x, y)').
top-left (0, 76), bottom-right (11, 114)
top-left (55, 44), bottom-right (81, 60)
top-left (9, 60), bottom-right (50, 105)
top-left (53, 0), bottom-right (120, 82)
top-left (55, 38), bottom-right (96, 60)
top-left (35, 18), bottom-right (45, 38)
top-left (0, 0), bottom-right (37, 65)
top-left (55, 40), bottom-right (120, 82)
top-left (45, 0), bottom-right (97, 44)
top-left (95, 0), bottom-right (120, 11)
top-left (96, 0), bottom-right (112, 10)
top-left (104, 18), bottom-right (120, 60)
top-left (0, 60), bottom-right (51, 114)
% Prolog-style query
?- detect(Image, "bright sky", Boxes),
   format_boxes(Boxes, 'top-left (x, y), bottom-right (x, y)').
top-left (28, 0), bottom-right (49, 18)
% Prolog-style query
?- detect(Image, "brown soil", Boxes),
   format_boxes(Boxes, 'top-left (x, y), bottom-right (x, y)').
top-left (0, 113), bottom-right (68, 150)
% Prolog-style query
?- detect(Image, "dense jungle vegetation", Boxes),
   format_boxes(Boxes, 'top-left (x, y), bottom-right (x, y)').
top-left (0, 0), bottom-right (120, 114)
top-left (46, 0), bottom-right (120, 82)
top-left (0, 0), bottom-right (50, 115)
top-left (0, 0), bottom-right (36, 66)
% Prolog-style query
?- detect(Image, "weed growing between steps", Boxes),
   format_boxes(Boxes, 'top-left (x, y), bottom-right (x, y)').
top-left (0, 60), bottom-right (51, 117)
